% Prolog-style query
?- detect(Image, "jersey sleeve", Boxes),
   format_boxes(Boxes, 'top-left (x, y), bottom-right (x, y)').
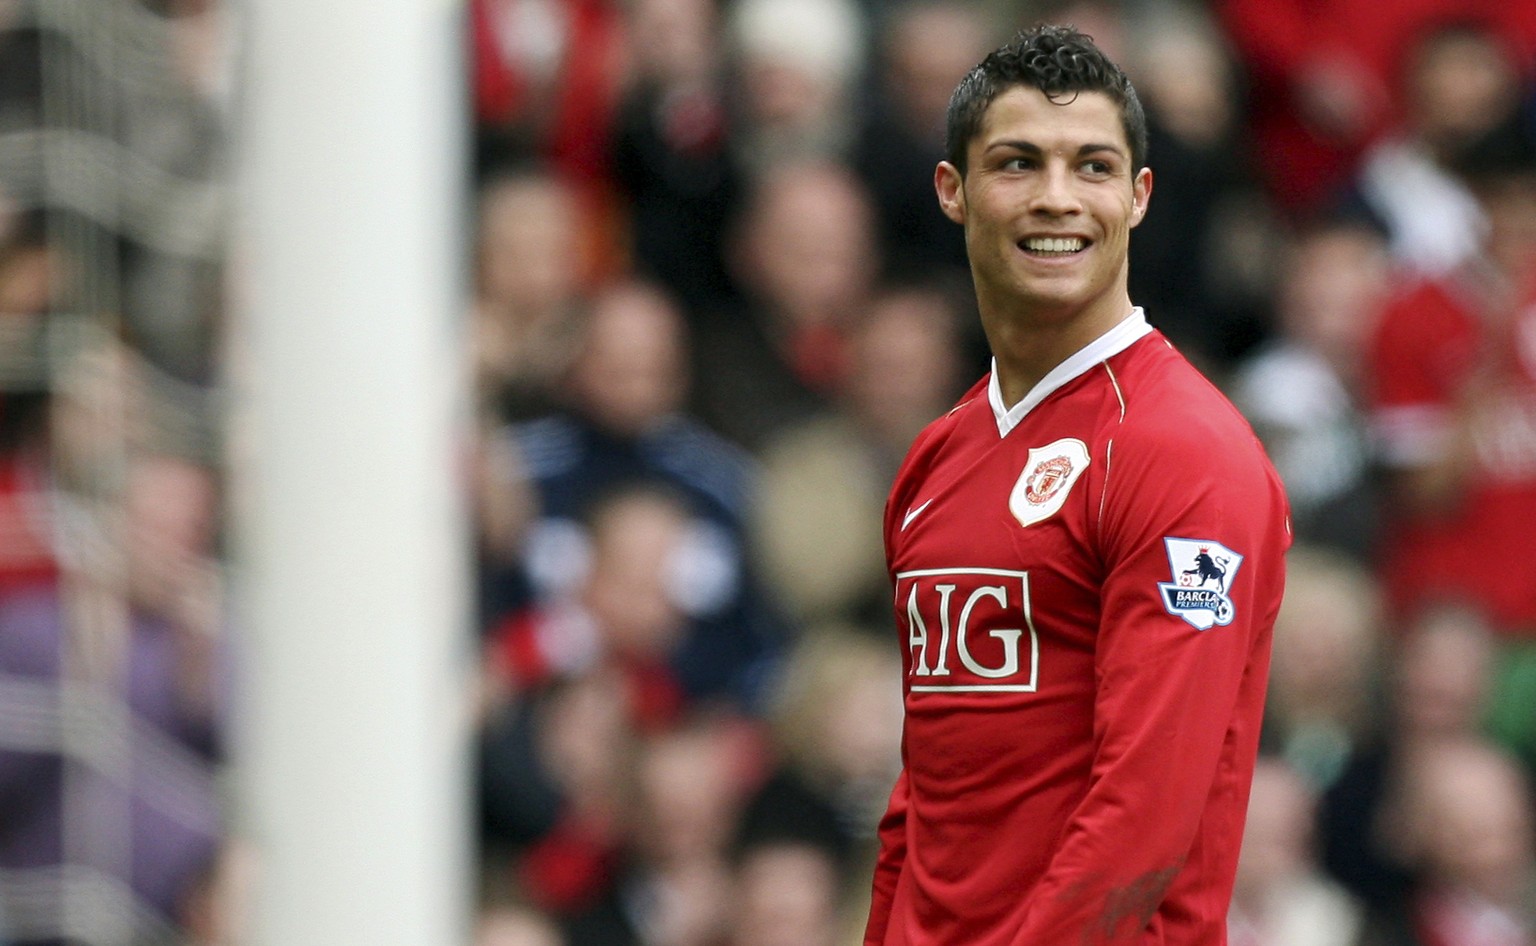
top-left (1008, 416), bottom-right (1288, 944)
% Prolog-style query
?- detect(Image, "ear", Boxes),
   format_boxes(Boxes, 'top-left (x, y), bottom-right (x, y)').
top-left (1130, 167), bottom-right (1153, 228)
top-left (935, 161), bottom-right (966, 225)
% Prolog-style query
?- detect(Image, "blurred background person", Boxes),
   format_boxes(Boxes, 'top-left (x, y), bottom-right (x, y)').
top-left (1215, 0), bottom-right (1536, 217)
top-left (1349, 20), bottom-right (1526, 280)
top-left (468, 0), bottom-right (628, 273)
top-left (0, 444), bottom-right (226, 943)
top-left (562, 713), bottom-right (758, 946)
top-left (486, 280), bottom-right (782, 706)
top-left (726, 0), bottom-right (865, 174)
top-left (1262, 546), bottom-right (1384, 792)
top-left (1231, 215), bottom-right (1391, 559)
top-left (1319, 604), bottom-right (1500, 917)
top-left (753, 283), bottom-right (967, 629)
top-left (1127, 4), bottom-right (1277, 373)
top-left (851, 0), bottom-right (992, 284)
top-left (610, 0), bottom-right (741, 315)
top-left (471, 167), bottom-right (593, 426)
top-left (726, 830), bottom-right (847, 946)
top-left (1228, 756), bottom-right (1366, 946)
top-left (1366, 738), bottom-right (1536, 946)
top-left (482, 486), bottom-right (702, 728)
top-left (0, 210), bottom-right (58, 321)
top-left (476, 905), bottom-right (569, 946)
top-left (693, 160), bottom-right (881, 452)
top-left (752, 627), bottom-right (904, 912)
top-left (478, 665), bottom-right (640, 922)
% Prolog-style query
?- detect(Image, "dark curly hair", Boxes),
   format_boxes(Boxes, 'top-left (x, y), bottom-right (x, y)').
top-left (945, 24), bottom-right (1148, 176)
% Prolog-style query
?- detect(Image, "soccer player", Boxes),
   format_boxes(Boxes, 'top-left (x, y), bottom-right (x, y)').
top-left (863, 25), bottom-right (1290, 946)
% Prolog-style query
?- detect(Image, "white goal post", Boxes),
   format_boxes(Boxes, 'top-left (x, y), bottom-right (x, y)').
top-left (233, 0), bottom-right (470, 943)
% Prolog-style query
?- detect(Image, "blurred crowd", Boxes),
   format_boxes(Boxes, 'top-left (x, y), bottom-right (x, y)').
top-left (4, 0), bottom-right (1536, 943)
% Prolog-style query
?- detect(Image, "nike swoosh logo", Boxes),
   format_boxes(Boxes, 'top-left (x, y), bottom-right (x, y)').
top-left (901, 499), bottom-right (934, 531)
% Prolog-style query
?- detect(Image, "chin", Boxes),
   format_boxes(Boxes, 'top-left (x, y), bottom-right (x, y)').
top-left (1015, 283), bottom-right (1096, 314)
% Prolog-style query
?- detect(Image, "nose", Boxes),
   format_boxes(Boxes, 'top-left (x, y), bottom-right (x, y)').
top-left (1031, 161), bottom-right (1081, 217)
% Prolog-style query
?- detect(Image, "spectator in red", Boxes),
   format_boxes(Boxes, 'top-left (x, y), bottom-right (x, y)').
top-left (470, 0), bottom-right (625, 186)
top-left (0, 213), bottom-right (66, 592)
top-left (1365, 117), bottom-right (1536, 634)
top-left (484, 485), bottom-right (700, 730)
top-left (1216, 0), bottom-right (1536, 215)
top-left (469, 0), bottom-right (628, 283)
top-left (478, 667), bottom-right (639, 916)
top-left (0, 388), bottom-right (56, 592)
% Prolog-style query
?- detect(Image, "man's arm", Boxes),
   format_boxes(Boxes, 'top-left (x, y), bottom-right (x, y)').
top-left (1009, 422), bottom-right (1287, 944)
top-left (863, 767), bottom-right (909, 946)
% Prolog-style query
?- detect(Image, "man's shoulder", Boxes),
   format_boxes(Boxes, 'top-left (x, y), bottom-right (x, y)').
top-left (1114, 336), bottom-right (1235, 420)
top-left (1099, 340), bottom-right (1291, 559)
top-left (1111, 338), bottom-right (1272, 471)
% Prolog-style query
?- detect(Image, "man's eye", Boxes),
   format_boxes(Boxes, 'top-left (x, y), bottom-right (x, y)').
top-left (1004, 157), bottom-right (1036, 171)
top-left (1083, 160), bottom-right (1112, 175)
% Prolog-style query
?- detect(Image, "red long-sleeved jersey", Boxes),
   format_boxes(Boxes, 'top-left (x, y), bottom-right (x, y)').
top-left (865, 311), bottom-right (1290, 946)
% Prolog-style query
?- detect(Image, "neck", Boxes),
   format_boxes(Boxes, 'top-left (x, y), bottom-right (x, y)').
top-left (983, 292), bottom-right (1134, 408)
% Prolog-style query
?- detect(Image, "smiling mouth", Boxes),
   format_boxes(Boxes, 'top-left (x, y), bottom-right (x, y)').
top-left (1019, 236), bottom-right (1089, 257)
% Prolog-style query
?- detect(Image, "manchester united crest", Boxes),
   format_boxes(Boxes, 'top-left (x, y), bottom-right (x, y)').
top-left (1010, 438), bottom-right (1090, 528)
top-left (1024, 455), bottom-right (1074, 504)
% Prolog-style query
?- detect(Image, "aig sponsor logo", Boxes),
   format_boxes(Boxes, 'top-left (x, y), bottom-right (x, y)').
top-left (896, 568), bottom-right (1040, 692)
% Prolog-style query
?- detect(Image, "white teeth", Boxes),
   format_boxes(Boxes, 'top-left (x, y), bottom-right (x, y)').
top-left (1023, 237), bottom-right (1085, 253)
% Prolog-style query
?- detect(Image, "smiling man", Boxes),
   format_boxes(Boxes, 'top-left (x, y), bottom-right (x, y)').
top-left (863, 26), bottom-right (1291, 946)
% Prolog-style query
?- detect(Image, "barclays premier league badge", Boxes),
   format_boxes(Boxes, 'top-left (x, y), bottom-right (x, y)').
top-left (1158, 538), bottom-right (1243, 630)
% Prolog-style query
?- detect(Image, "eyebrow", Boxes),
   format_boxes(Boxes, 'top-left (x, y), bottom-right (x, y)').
top-left (985, 140), bottom-right (1127, 159)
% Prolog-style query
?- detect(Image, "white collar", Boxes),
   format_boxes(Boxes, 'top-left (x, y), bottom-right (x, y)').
top-left (988, 307), bottom-right (1152, 438)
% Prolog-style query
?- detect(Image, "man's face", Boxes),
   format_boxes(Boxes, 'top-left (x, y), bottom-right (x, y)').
top-left (935, 86), bottom-right (1150, 329)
